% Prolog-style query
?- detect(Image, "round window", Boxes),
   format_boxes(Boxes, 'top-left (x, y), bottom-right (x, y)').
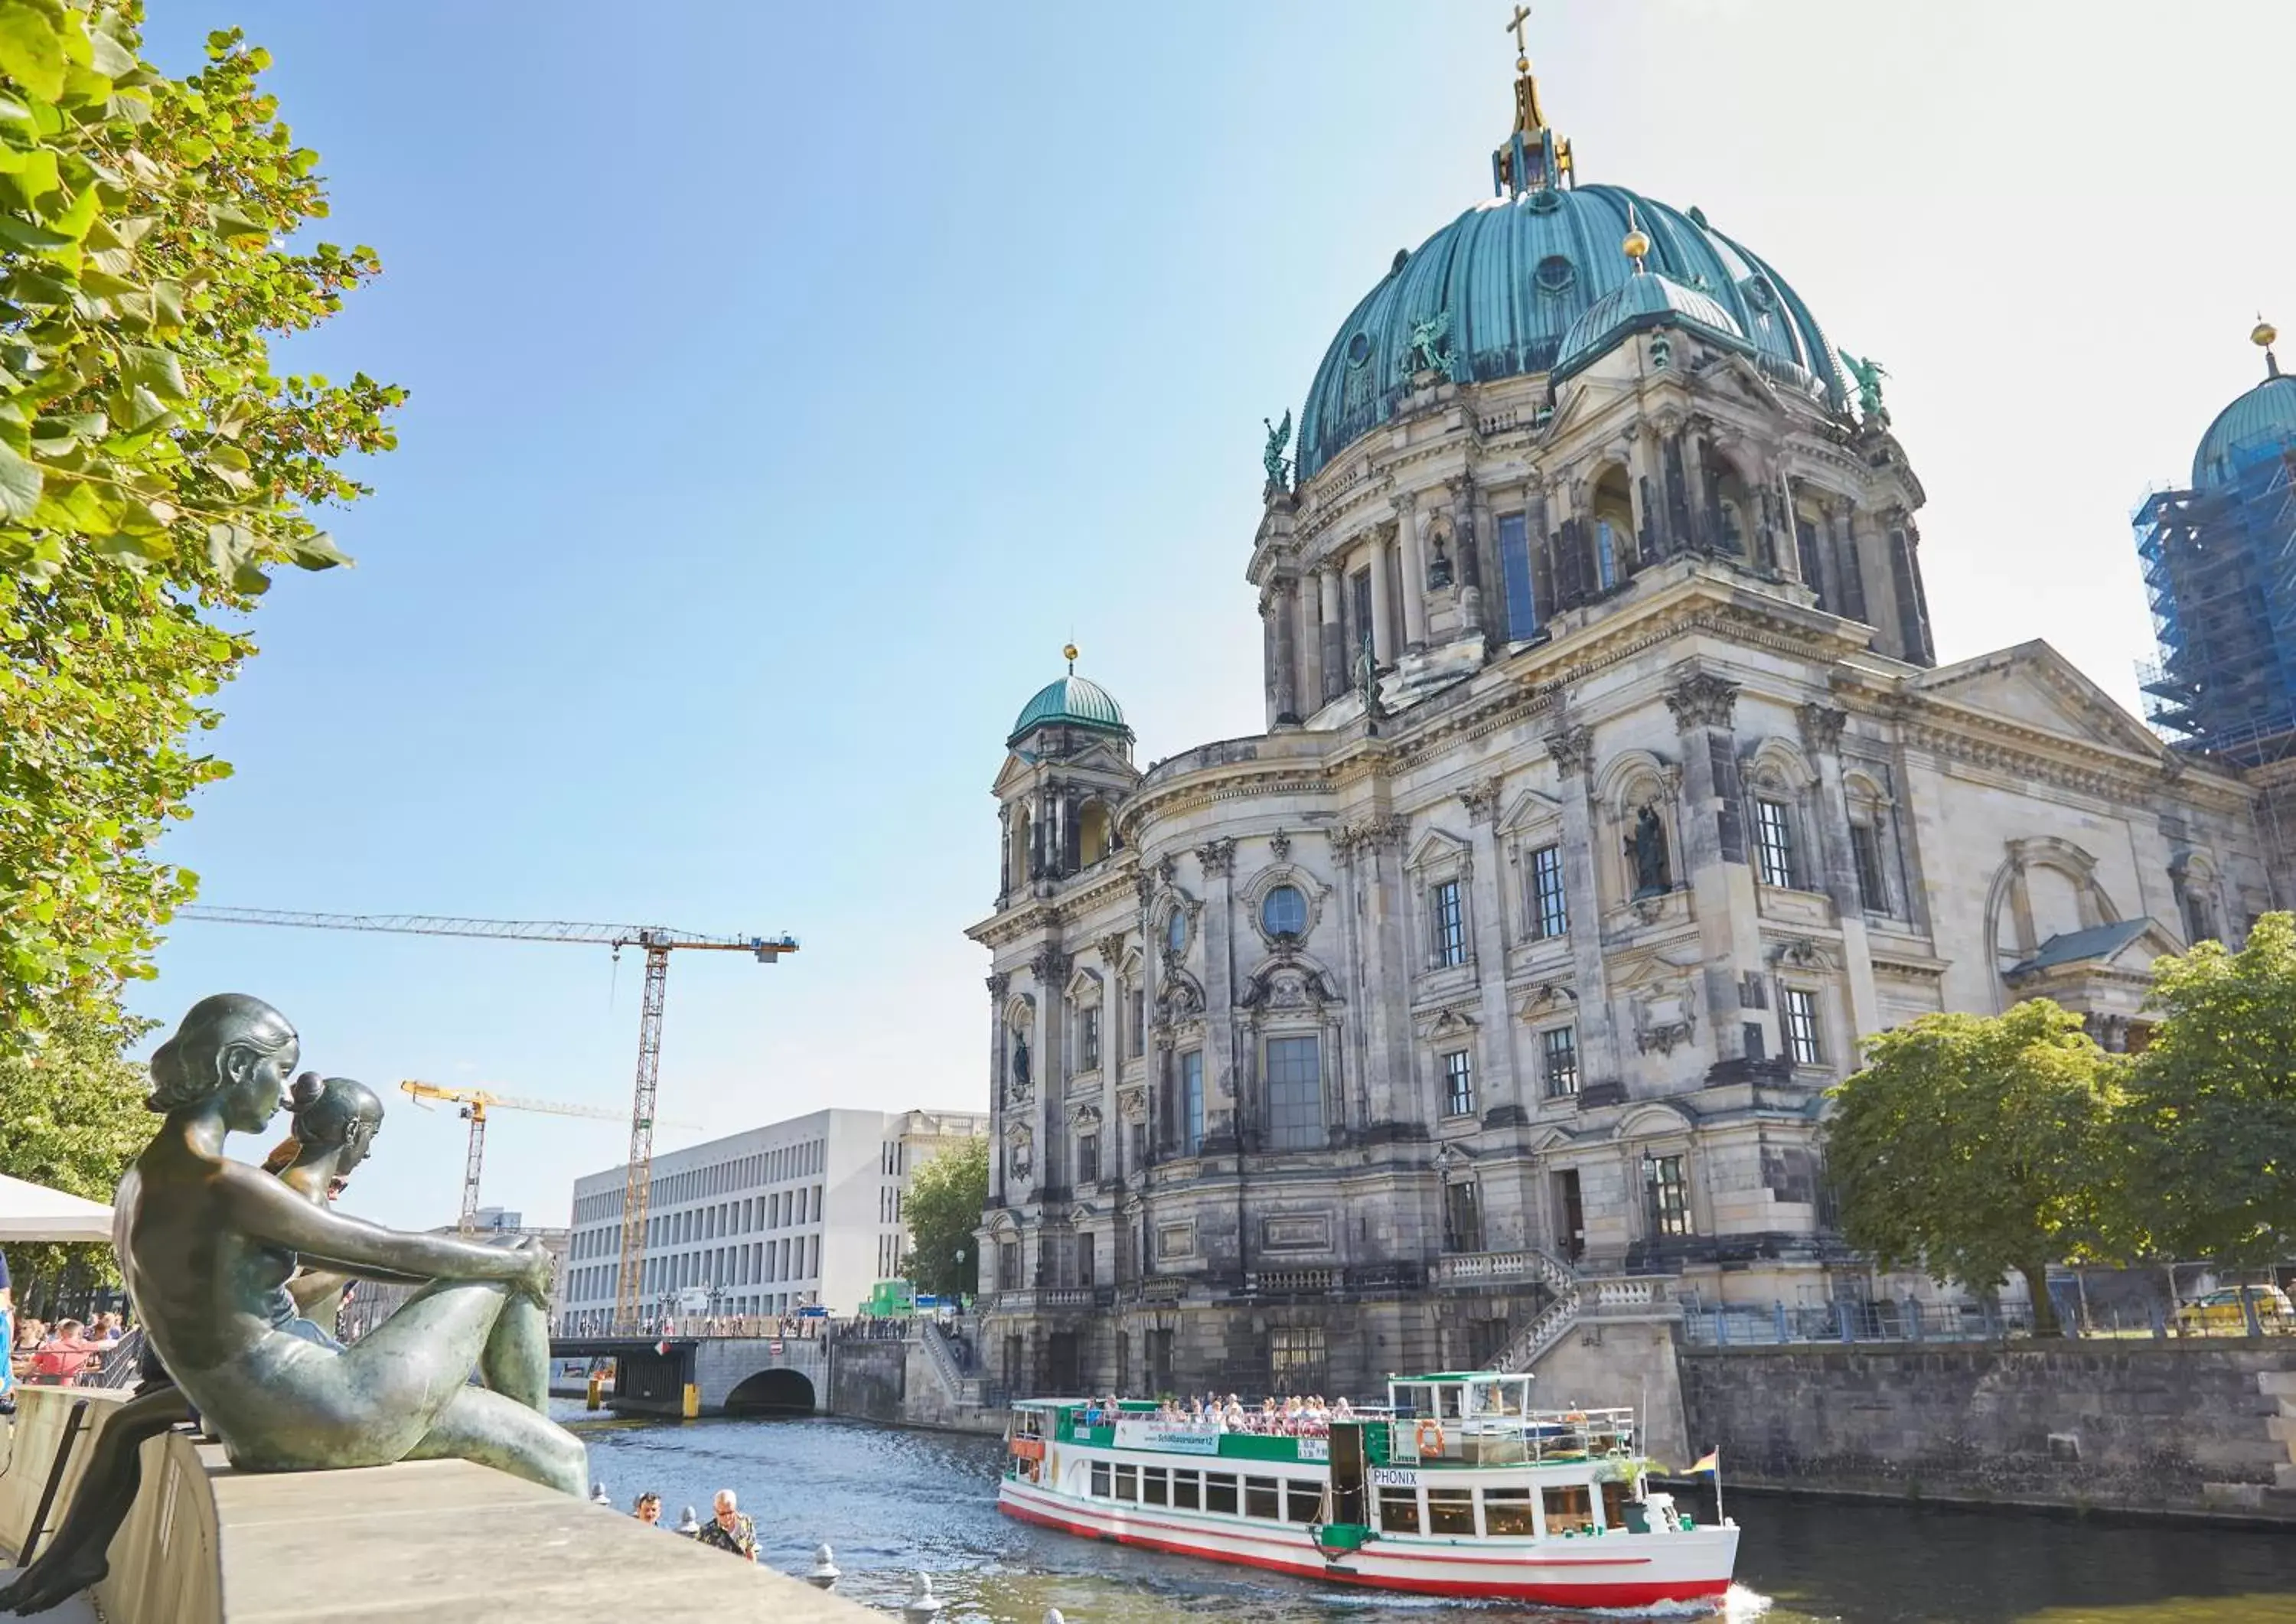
top-left (1166, 909), bottom-right (1188, 954)
top-left (1261, 885), bottom-right (1307, 938)
top-left (1534, 254), bottom-right (1576, 295)
top-left (1346, 331), bottom-right (1373, 368)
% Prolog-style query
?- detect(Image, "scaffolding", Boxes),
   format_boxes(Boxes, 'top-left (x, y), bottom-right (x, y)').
top-left (2137, 438), bottom-right (2296, 767)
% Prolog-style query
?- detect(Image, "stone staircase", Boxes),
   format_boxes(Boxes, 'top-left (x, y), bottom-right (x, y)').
top-left (1462, 1248), bottom-right (1582, 1374)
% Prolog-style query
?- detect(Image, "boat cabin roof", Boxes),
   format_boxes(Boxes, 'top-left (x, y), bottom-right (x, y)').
top-left (1385, 1371), bottom-right (1534, 1419)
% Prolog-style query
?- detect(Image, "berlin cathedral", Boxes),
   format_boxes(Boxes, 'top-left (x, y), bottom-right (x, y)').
top-left (967, 27), bottom-right (2296, 1414)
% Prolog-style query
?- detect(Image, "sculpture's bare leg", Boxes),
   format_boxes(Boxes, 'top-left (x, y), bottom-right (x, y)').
top-left (475, 1288), bottom-right (550, 1411)
top-left (401, 1384), bottom-right (587, 1497)
top-left (0, 1388), bottom-right (193, 1616)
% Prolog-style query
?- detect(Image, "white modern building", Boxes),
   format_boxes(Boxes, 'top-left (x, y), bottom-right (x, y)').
top-left (560, 1107), bottom-right (987, 1329)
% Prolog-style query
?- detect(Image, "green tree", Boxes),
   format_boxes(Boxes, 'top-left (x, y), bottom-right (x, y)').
top-left (2128, 913), bottom-right (2296, 1273)
top-left (0, 996), bottom-right (151, 1311)
top-left (1824, 1000), bottom-right (2125, 1335)
top-left (899, 1136), bottom-right (990, 1301)
top-left (0, 2), bottom-right (400, 1048)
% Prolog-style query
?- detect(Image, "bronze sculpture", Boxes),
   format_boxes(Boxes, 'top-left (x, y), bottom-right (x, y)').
top-left (3, 1068), bottom-right (432, 1615)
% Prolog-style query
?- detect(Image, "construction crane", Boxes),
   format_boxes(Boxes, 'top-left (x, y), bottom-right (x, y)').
top-left (176, 908), bottom-right (797, 1326)
top-left (399, 1081), bottom-right (701, 1236)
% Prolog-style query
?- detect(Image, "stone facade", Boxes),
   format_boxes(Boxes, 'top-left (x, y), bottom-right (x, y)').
top-left (965, 59), bottom-right (2280, 1405)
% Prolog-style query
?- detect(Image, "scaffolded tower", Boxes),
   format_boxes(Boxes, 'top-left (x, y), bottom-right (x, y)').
top-left (2138, 324), bottom-right (2296, 767)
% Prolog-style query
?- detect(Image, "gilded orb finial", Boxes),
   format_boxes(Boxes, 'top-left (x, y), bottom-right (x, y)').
top-left (2255, 317), bottom-right (2278, 351)
top-left (1064, 642), bottom-right (1079, 673)
top-left (1622, 203), bottom-right (1650, 271)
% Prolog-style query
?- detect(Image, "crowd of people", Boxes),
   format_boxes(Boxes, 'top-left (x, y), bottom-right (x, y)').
top-left (1081, 1391), bottom-right (1358, 1438)
top-left (5, 1312), bottom-right (126, 1390)
top-left (603, 1482), bottom-right (757, 1560)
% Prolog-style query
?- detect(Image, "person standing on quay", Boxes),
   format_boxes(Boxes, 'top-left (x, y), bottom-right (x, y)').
top-left (632, 1492), bottom-right (663, 1526)
top-left (696, 1489), bottom-right (758, 1561)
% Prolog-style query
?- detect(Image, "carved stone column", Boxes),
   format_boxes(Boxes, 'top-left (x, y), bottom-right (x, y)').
top-left (1798, 703), bottom-right (1880, 1039)
top-left (1338, 817), bottom-right (1411, 1133)
top-left (1625, 428), bottom-right (1654, 556)
top-left (1097, 932), bottom-right (1127, 1185)
top-left (1665, 670), bottom-right (1753, 1068)
top-left (1366, 533), bottom-right (1395, 667)
top-left (1829, 501), bottom-right (1866, 622)
top-left (1031, 946), bottom-right (1071, 1204)
top-left (1462, 778), bottom-right (1520, 1119)
top-left (1545, 726), bottom-right (1621, 1091)
top-left (987, 972), bottom-right (1010, 1205)
top-left (1393, 494), bottom-right (1429, 651)
top-left (1450, 474), bottom-right (1486, 636)
top-left (1271, 577), bottom-right (1300, 725)
top-left (1319, 565), bottom-right (1345, 704)
top-left (1196, 838), bottom-right (1240, 1151)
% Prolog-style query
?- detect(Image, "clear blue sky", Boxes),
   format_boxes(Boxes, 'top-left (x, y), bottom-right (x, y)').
top-left (132, 1), bottom-right (2296, 1231)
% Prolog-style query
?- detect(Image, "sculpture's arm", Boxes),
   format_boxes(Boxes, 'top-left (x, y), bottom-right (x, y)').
top-left (218, 1167), bottom-right (543, 1289)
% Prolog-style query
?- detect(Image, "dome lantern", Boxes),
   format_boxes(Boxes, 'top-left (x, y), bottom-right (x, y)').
top-left (1007, 647), bottom-right (1131, 749)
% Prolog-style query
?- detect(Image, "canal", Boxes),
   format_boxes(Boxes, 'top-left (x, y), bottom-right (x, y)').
top-left (562, 1407), bottom-right (2296, 1622)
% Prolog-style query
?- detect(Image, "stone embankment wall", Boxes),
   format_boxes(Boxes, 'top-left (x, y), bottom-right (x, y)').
top-left (1678, 1340), bottom-right (2296, 1521)
top-left (823, 1335), bottom-right (1006, 1435)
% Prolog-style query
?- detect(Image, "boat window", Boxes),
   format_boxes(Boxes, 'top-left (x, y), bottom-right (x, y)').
top-left (1172, 1471), bottom-right (1201, 1511)
top-left (1143, 1467), bottom-right (1169, 1508)
top-left (1115, 1464), bottom-right (1138, 1503)
top-left (1396, 1384), bottom-right (1432, 1418)
top-left (1439, 1386), bottom-right (1466, 1421)
top-left (1205, 1473), bottom-right (1238, 1515)
top-left (1091, 1461), bottom-right (1110, 1498)
top-left (1378, 1487), bottom-right (1420, 1534)
top-left (1482, 1487), bottom-right (1536, 1536)
top-left (1244, 1477), bottom-right (1281, 1520)
top-left (1600, 1480), bottom-right (1629, 1530)
top-left (1543, 1482), bottom-right (1592, 1531)
top-left (1286, 1480), bottom-right (1322, 1525)
top-left (1427, 1487), bottom-right (1477, 1536)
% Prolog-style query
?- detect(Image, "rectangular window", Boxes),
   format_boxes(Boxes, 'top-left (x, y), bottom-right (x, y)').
top-left (1755, 798), bottom-right (1796, 889)
top-left (1378, 1488), bottom-right (1421, 1534)
top-left (1205, 1473), bottom-right (1238, 1515)
top-left (1091, 1460), bottom-right (1111, 1498)
top-left (1244, 1478), bottom-right (1281, 1521)
top-left (1180, 1050), bottom-right (1205, 1154)
top-left (1264, 1035), bottom-right (1323, 1150)
top-left (1499, 510), bottom-right (1538, 641)
top-left (1593, 519), bottom-right (1620, 592)
top-left (1543, 1482), bottom-right (1592, 1531)
top-left (1075, 1233), bottom-right (1094, 1288)
top-left (998, 1241), bottom-right (1019, 1293)
top-left (1427, 1488), bottom-right (1478, 1536)
top-left (1349, 567), bottom-right (1374, 667)
top-left (1783, 987), bottom-right (1824, 1066)
top-left (1286, 1480), bottom-right (1323, 1525)
top-left (1541, 1026), bottom-right (1579, 1099)
top-left (1114, 1464), bottom-right (1138, 1503)
top-left (1444, 1180), bottom-right (1483, 1254)
top-left (1172, 1472), bottom-right (1201, 1511)
top-left (1076, 1133), bottom-right (1099, 1184)
top-left (1270, 1326), bottom-right (1325, 1391)
top-left (1080, 1007), bottom-right (1101, 1071)
top-left (1528, 843), bottom-right (1568, 938)
top-left (1646, 1153), bottom-right (1691, 1238)
top-left (1850, 821), bottom-right (1887, 912)
top-left (1430, 879), bottom-right (1466, 967)
top-left (1483, 1487), bottom-right (1537, 1536)
top-left (1600, 1479), bottom-right (1631, 1531)
top-left (1130, 989), bottom-right (1146, 1057)
top-left (1142, 1467), bottom-right (1168, 1507)
top-left (1442, 1048), bottom-right (1475, 1117)
top-left (1795, 518), bottom-right (1828, 611)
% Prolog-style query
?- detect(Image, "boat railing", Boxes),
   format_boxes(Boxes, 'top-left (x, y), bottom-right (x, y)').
top-left (1384, 1405), bottom-right (1638, 1467)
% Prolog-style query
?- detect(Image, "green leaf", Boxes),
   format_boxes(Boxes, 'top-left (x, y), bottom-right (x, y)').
top-left (120, 344), bottom-right (187, 400)
top-left (285, 528), bottom-right (349, 569)
top-left (0, 210), bottom-right (72, 250)
top-left (0, 0), bottom-right (66, 105)
top-left (0, 435), bottom-right (42, 520)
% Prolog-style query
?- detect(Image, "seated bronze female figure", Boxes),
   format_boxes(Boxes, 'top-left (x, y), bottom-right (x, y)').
top-left (4, 1068), bottom-right (429, 1615)
top-left (119, 995), bottom-right (581, 1482)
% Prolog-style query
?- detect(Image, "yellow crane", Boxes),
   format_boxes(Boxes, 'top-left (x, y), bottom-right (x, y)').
top-left (399, 1081), bottom-right (698, 1235)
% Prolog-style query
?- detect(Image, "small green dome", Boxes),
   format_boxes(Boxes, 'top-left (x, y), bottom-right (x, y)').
top-left (2194, 373), bottom-right (2296, 488)
top-left (1555, 271), bottom-right (1748, 380)
top-left (1009, 673), bottom-right (1129, 746)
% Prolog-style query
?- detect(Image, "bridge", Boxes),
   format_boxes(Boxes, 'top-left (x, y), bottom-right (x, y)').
top-left (551, 1332), bottom-right (828, 1417)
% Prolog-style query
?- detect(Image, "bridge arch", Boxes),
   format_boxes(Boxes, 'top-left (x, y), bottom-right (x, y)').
top-left (723, 1367), bottom-right (817, 1416)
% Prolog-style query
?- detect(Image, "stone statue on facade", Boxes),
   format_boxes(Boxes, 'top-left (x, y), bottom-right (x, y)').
top-left (111, 996), bottom-right (585, 1495)
top-left (1, 1071), bottom-right (409, 1616)
top-left (1405, 309), bottom-right (1453, 377)
top-left (1009, 1031), bottom-right (1032, 1100)
top-left (1838, 351), bottom-right (1888, 423)
top-left (1353, 636), bottom-right (1384, 722)
top-left (1627, 804), bottom-right (1671, 898)
top-left (1261, 410), bottom-right (1292, 492)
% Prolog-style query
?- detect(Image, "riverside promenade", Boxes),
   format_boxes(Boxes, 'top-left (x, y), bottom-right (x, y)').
top-left (0, 1388), bottom-right (874, 1622)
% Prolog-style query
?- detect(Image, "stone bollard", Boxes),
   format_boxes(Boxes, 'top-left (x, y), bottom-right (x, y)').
top-left (589, 1481), bottom-right (611, 1505)
top-left (903, 1572), bottom-right (945, 1621)
top-left (807, 1544), bottom-right (841, 1590)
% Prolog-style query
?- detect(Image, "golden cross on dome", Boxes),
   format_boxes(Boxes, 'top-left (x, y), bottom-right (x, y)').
top-left (1505, 5), bottom-right (1534, 64)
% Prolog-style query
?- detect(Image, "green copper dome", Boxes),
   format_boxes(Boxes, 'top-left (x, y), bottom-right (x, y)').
top-left (1555, 270), bottom-right (1749, 380)
top-left (1297, 183), bottom-right (1845, 480)
top-left (1009, 673), bottom-right (1129, 747)
top-left (2194, 372), bottom-right (2296, 489)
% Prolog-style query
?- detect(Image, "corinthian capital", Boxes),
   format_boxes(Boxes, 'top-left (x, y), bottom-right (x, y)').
top-left (1665, 671), bottom-right (1740, 732)
top-left (1196, 837), bottom-right (1238, 879)
top-left (1795, 703), bottom-right (1848, 755)
top-left (1544, 725), bottom-right (1596, 778)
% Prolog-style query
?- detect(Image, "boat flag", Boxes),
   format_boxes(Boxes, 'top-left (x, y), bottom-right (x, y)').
top-left (654, 1339), bottom-right (671, 1356)
top-left (1690, 1448), bottom-right (1720, 1475)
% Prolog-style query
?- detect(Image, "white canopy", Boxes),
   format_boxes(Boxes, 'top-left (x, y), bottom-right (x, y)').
top-left (0, 1172), bottom-right (114, 1244)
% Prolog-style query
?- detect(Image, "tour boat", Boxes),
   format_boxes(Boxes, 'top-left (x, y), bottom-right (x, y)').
top-left (998, 1371), bottom-right (1737, 1608)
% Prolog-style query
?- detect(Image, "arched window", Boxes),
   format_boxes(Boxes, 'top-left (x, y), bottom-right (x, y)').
top-left (1261, 884), bottom-right (1307, 938)
top-left (1590, 466), bottom-right (1634, 592)
top-left (1166, 908), bottom-right (1189, 955)
top-left (1008, 805), bottom-right (1032, 891)
top-left (1078, 801), bottom-right (1113, 867)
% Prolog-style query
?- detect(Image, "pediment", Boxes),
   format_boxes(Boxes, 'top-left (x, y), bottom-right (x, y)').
top-left (1498, 787), bottom-right (1565, 835)
top-left (1912, 641), bottom-right (2166, 760)
top-left (1406, 827), bottom-right (1472, 871)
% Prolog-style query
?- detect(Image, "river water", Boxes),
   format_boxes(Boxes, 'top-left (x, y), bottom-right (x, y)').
top-left (560, 1407), bottom-right (2296, 1623)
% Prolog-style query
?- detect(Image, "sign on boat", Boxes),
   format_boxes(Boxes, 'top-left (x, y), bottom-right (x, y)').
top-left (997, 1371), bottom-right (1737, 1608)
